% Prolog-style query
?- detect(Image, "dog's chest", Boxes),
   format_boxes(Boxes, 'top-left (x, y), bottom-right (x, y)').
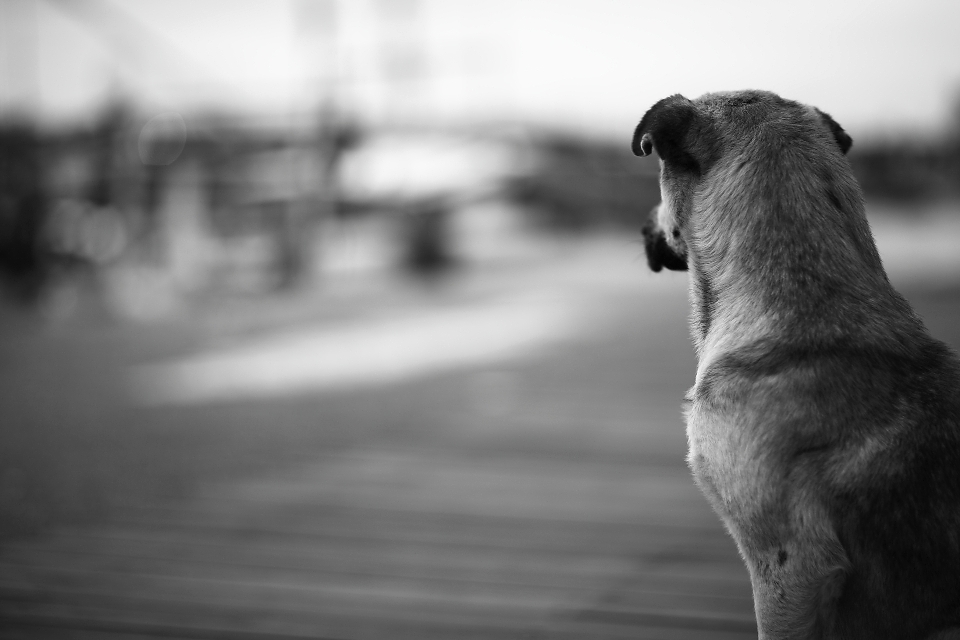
top-left (684, 400), bottom-right (774, 526)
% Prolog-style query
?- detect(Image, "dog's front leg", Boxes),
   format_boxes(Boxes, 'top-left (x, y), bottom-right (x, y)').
top-left (746, 537), bottom-right (850, 640)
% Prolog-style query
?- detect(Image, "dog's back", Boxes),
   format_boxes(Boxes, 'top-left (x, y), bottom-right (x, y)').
top-left (826, 339), bottom-right (960, 638)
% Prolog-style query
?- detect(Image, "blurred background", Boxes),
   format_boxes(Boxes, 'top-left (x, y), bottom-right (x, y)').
top-left (1, 1), bottom-right (959, 638)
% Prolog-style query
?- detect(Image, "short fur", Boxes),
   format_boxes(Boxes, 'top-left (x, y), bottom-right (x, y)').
top-left (633, 90), bottom-right (960, 639)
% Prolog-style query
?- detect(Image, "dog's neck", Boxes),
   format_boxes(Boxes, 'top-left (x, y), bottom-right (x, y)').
top-left (686, 153), bottom-right (924, 376)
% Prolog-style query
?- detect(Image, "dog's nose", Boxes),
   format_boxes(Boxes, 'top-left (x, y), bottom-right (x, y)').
top-left (641, 226), bottom-right (663, 273)
top-left (642, 218), bottom-right (688, 273)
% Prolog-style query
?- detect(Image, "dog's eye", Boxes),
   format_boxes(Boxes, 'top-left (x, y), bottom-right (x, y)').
top-left (672, 228), bottom-right (681, 239)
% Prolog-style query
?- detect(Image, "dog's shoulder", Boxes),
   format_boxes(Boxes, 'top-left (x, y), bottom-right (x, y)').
top-left (692, 334), bottom-right (960, 468)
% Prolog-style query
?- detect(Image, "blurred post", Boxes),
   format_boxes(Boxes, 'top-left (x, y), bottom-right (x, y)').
top-left (0, 123), bottom-right (46, 302)
top-left (402, 197), bottom-right (453, 273)
top-left (0, 0), bottom-right (46, 302)
top-left (290, 0), bottom-right (344, 289)
top-left (373, 0), bottom-right (455, 274)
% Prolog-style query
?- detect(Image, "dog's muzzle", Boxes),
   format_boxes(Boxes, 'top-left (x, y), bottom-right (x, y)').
top-left (642, 208), bottom-right (688, 273)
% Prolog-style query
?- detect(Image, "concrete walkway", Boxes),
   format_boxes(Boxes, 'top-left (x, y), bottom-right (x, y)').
top-left (0, 446), bottom-right (755, 639)
top-left (0, 235), bottom-right (792, 639)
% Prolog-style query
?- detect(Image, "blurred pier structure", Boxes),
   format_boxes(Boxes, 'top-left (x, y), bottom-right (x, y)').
top-left (1, 104), bottom-right (668, 323)
top-left (2, 0), bottom-right (959, 321)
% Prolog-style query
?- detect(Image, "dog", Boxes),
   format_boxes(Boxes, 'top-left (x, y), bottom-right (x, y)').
top-left (633, 90), bottom-right (960, 639)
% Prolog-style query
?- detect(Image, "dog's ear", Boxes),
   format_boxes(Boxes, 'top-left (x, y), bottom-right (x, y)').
top-left (815, 108), bottom-right (853, 155)
top-left (632, 94), bottom-right (711, 174)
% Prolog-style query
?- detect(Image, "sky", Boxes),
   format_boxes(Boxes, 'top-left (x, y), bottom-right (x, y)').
top-left (3, 0), bottom-right (960, 139)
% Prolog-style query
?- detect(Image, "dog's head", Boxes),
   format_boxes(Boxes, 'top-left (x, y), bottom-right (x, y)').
top-left (633, 91), bottom-right (853, 274)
